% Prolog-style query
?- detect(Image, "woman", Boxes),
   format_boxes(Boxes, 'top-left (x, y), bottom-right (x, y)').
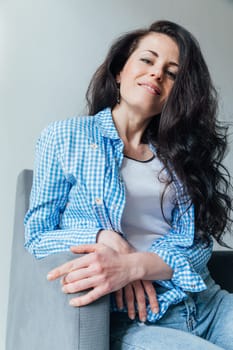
top-left (24, 20), bottom-right (233, 349)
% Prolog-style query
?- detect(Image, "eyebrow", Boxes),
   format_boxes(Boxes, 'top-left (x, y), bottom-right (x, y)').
top-left (145, 50), bottom-right (179, 67)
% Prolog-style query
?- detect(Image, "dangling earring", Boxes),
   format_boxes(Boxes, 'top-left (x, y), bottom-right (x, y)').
top-left (116, 82), bottom-right (121, 104)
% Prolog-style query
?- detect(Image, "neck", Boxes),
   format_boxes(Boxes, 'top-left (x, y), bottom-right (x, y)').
top-left (112, 104), bottom-right (151, 146)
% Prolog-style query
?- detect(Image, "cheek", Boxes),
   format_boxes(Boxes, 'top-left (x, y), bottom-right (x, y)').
top-left (119, 62), bottom-right (143, 85)
top-left (164, 82), bottom-right (174, 98)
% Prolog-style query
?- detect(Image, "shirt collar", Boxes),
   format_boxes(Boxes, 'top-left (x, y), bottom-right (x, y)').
top-left (94, 107), bottom-right (120, 140)
top-left (94, 107), bottom-right (157, 156)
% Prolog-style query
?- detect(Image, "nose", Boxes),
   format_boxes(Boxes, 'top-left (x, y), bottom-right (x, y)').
top-left (150, 67), bottom-right (163, 81)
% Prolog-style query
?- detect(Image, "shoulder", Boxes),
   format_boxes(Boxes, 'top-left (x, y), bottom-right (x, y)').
top-left (41, 115), bottom-right (95, 139)
top-left (37, 115), bottom-right (97, 149)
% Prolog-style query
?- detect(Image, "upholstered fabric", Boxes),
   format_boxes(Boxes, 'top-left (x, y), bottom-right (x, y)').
top-left (208, 251), bottom-right (233, 293)
top-left (6, 170), bottom-right (109, 350)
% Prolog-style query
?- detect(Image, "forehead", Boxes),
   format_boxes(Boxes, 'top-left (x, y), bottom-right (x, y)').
top-left (133, 32), bottom-right (179, 61)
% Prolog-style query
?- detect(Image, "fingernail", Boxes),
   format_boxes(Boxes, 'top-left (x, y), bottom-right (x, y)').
top-left (153, 307), bottom-right (159, 314)
top-left (69, 299), bottom-right (75, 306)
top-left (47, 273), bottom-right (53, 280)
top-left (129, 314), bottom-right (135, 320)
top-left (141, 317), bottom-right (146, 322)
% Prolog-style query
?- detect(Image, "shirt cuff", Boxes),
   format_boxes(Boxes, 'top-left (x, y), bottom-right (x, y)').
top-left (148, 248), bottom-right (207, 292)
top-left (24, 226), bottom-right (102, 259)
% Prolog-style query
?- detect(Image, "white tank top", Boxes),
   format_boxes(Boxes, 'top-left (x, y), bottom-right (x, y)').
top-left (120, 155), bottom-right (175, 252)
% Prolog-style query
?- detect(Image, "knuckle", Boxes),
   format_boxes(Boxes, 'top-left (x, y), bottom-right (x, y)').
top-left (137, 295), bottom-right (146, 304)
top-left (104, 280), bottom-right (112, 292)
top-left (65, 274), bottom-right (72, 283)
top-left (69, 261), bottom-right (76, 271)
top-left (126, 300), bottom-right (135, 312)
top-left (68, 284), bottom-right (76, 293)
top-left (115, 291), bottom-right (122, 301)
top-left (132, 280), bottom-right (140, 288)
top-left (94, 251), bottom-right (102, 261)
top-left (125, 287), bottom-right (133, 299)
top-left (87, 294), bottom-right (96, 304)
top-left (94, 262), bottom-right (103, 274)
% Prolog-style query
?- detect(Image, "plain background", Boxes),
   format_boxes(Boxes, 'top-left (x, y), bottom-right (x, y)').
top-left (1, 0), bottom-right (233, 348)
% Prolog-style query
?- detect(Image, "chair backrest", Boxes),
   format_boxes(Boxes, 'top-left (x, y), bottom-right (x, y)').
top-left (208, 251), bottom-right (233, 292)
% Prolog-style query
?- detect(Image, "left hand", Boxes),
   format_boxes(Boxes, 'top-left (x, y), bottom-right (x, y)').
top-left (47, 244), bottom-right (134, 307)
top-left (115, 280), bottom-right (159, 321)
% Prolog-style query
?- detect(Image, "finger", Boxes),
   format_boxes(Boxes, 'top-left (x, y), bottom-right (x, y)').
top-left (47, 260), bottom-right (78, 281)
top-left (62, 274), bottom-right (104, 294)
top-left (143, 281), bottom-right (159, 314)
top-left (132, 281), bottom-right (147, 322)
top-left (69, 284), bottom-right (108, 307)
top-left (70, 244), bottom-right (100, 254)
top-left (62, 266), bottom-right (94, 284)
top-left (115, 289), bottom-right (124, 310)
top-left (124, 284), bottom-right (135, 320)
top-left (60, 275), bottom-right (67, 286)
top-left (47, 253), bottom-right (94, 281)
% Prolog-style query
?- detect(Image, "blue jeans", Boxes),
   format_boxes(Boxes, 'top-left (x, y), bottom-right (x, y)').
top-left (110, 275), bottom-right (233, 349)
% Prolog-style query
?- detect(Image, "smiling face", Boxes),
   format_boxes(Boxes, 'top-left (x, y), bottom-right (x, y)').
top-left (116, 32), bottom-right (179, 118)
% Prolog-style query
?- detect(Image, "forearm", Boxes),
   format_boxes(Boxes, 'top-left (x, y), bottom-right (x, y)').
top-left (125, 252), bottom-right (173, 282)
top-left (97, 230), bottom-right (173, 281)
top-left (24, 226), bottom-right (102, 259)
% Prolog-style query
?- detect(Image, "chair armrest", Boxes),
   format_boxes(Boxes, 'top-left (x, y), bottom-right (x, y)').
top-left (6, 170), bottom-right (110, 350)
top-left (7, 251), bottom-right (109, 350)
top-left (208, 251), bottom-right (233, 293)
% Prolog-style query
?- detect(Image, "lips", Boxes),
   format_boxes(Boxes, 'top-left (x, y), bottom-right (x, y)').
top-left (138, 82), bottom-right (161, 95)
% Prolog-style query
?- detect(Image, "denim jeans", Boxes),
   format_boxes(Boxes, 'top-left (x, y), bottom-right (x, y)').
top-left (110, 275), bottom-right (233, 350)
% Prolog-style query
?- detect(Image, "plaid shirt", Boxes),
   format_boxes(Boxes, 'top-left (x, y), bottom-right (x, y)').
top-left (24, 107), bottom-right (213, 322)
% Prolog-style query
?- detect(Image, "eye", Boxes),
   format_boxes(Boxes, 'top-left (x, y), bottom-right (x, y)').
top-left (140, 58), bottom-right (153, 65)
top-left (165, 70), bottom-right (177, 80)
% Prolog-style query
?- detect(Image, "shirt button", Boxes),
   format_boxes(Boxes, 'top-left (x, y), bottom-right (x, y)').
top-left (191, 284), bottom-right (196, 289)
top-left (95, 198), bottom-right (103, 205)
top-left (90, 143), bottom-right (98, 149)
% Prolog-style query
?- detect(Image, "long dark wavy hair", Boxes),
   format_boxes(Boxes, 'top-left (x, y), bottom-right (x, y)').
top-left (86, 20), bottom-right (233, 245)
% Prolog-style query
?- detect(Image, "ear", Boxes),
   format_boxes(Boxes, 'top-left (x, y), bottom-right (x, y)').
top-left (116, 73), bottom-right (121, 84)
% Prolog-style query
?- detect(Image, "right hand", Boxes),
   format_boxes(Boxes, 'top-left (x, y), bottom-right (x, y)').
top-left (97, 230), bottom-right (159, 321)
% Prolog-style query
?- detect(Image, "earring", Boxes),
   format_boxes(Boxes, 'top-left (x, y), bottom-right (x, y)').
top-left (116, 83), bottom-right (120, 104)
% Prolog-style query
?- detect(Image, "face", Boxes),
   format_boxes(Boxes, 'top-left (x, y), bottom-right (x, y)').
top-left (116, 32), bottom-right (179, 118)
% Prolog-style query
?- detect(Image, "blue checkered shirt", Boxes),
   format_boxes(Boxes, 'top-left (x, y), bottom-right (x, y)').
top-left (24, 107), bottom-right (213, 322)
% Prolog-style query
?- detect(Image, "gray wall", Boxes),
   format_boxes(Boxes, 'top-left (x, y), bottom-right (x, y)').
top-left (1, 0), bottom-right (233, 347)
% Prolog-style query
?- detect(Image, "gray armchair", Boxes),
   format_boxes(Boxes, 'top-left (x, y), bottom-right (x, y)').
top-left (6, 170), bottom-right (233, 350)
top-left (6, 170), bottom-right (109, 350)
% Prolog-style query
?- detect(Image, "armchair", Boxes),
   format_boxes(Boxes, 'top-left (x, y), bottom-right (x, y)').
top-left (6, 170), bottom-right (109, 350)
top-left (6, 170), bottom-right (233, 350)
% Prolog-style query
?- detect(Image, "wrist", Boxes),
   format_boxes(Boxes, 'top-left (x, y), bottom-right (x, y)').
top-left (125, 252), bottom-right (173, 281)
top-left (97, 229), bottom-right (133, 254)
top-left (123, 252), bottom-right (144, 282)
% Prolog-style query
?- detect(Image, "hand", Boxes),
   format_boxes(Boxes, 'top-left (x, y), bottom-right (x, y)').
top-left (97, 231), bottom-right (159, 321)
top-left (97, 229), bottom-right (135, 254)
top-left (47, 244), bottom-right (134, 307)
top-left (115, 280), bottom-right (159, 322)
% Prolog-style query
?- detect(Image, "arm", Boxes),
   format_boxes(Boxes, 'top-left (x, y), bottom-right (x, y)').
top-left (47, 212), bottom-right (210, 323)
top-left (47, 231), bottom-right (172, 321)
top-left (47, 243), bottom-right (172, 302)
top-left (148, 203), bottom-right (212, 293)
top-left (24, 123), bottom-right (103, 259)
